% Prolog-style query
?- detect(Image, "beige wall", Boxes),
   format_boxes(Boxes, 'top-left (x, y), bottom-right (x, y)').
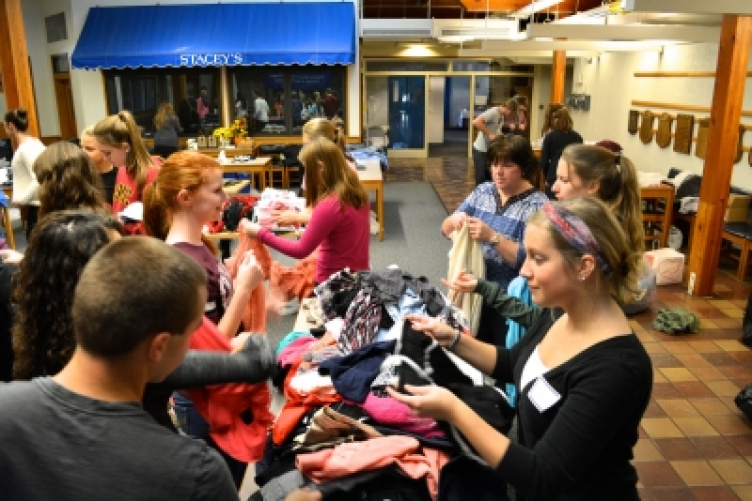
top-left (572, 43), bottom-right (752, 188)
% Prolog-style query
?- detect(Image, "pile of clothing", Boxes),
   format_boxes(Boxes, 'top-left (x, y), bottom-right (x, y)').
top-left (254, 268), bottom-right (514, 501)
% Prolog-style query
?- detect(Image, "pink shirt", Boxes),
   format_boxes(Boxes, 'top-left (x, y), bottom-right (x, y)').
top-left (257, 195), bottom-right (370, 283)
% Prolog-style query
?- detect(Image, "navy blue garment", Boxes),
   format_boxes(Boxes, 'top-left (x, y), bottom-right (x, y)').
top-left (319, 340), bottom-right (396, 403)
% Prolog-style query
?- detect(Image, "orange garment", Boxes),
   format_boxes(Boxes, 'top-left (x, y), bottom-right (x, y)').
top-left (184, 316), bottom-right (274, 462)
top-left (272, 358), bottom-right (341, 445)
top-left (269, 252), bottom-right (317, 302)
top-left (224, 234), bottom-right (272, 333)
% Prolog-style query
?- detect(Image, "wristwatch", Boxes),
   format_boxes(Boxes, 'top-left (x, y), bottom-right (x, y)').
top-left (489, 233), bottom-right (501, 246)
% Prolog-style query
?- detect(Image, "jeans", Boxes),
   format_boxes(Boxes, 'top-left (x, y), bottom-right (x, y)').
top-left (172, 393), bottom-right (248, 488)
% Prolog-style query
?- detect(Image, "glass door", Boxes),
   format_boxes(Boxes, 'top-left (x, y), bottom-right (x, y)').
top-left (364, 75), bottom-right (427, 157)
top-left (388, 76), bottom-right (425, 153)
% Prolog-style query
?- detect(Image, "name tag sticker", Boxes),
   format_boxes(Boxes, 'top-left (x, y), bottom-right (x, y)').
top-left (528, 377), bottom-right (561, 413)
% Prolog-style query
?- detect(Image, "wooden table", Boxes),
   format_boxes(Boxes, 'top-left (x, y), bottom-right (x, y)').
top-left (207, 157), bottom-right (384, 243)
top-left (221, 157), bottom-right (272, 191)
top-left (358, 158), bottom-right (384, 241)
top-left (223, 179), bottom-right (250, 196)
top-left (197, 147), bottom-right (257, 159)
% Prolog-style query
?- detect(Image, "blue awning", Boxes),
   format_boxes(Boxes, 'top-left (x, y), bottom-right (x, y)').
top-left (71, 3), bottom-right (356, 69)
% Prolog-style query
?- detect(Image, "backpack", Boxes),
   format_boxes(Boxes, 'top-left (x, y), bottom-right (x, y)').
top-left (221, 194), bottom-right (260, 232)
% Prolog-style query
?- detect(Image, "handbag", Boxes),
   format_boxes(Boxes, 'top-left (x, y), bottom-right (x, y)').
top-left (734, 383), bottom-right (752, 420)
top-left (221, 194), bottom-right (260, 232)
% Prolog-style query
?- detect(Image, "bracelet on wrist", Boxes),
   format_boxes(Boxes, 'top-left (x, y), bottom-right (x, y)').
top-left (448, 329), bottom-right (462, 351)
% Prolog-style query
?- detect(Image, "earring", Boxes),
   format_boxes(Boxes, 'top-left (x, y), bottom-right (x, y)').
top-left (579, 275), bottom-right (586, 281)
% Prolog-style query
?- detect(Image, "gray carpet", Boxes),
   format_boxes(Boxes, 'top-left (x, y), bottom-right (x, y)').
top-left (265, 181), bottom-right (452, 346)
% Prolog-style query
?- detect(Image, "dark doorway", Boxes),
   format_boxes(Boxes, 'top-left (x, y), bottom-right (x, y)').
top-left (428, 76), bottom-right (470, 158)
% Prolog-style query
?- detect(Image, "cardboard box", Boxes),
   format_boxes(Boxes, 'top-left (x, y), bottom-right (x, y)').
top-left (725, 194), bottom-right (750, 222)
top-left (644, 248), bottom-right (685, 285)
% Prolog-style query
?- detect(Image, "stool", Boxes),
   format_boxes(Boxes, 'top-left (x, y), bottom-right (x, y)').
top-left (721, 222), bottom-right (752, 280)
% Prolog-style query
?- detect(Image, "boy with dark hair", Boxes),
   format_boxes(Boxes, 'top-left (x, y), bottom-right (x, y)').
top-left (0, 237), bottom-right (237, 500)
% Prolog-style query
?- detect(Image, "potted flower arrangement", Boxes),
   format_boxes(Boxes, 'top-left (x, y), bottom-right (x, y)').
top-left (212, 118), bottom-right (248, 146)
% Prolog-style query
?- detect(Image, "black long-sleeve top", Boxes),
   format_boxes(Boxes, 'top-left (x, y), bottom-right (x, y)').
top-left (540, 130), bottom-right (584, 185)
top-left (493, 310), bottom-right (653, 500)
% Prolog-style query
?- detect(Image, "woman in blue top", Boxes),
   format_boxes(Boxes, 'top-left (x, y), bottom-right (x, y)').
top-left (442, 135), bottom-right (547, 343)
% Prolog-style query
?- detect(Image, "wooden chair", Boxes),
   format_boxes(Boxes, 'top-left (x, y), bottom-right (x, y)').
top-left (641, 184), bottom-right (674, 249)
top-left (721, 221), bottom-right (752, 280)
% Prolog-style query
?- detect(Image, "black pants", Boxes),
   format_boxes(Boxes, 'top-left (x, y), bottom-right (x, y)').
top-left (25, 205), bottom-right (39, 242)
top-left (472, 148), bottom-right (491, 186)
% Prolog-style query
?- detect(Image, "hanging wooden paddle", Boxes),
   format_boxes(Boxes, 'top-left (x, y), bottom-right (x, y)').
top-left (628, 110), bottom-right (639, 135)
top-left (695, 117), bottom-right (710, 159)
top-left (735, 125), bottom-right (745, 163)
top-left (656, 113), bottom-right (673, 149)
top-left (639, 110), bottom-right (654, 144)
top-left (673, 114), bottom-right (694, 155)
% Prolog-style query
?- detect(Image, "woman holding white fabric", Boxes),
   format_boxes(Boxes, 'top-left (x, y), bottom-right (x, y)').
top-left (441, 135), bottom-right (547, 344)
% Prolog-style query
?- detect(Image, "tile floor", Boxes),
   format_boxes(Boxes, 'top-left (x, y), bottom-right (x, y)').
top-left (386, 156), bottom-right (752, 501)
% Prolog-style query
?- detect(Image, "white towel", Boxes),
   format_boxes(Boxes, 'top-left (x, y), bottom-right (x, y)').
top-left (446, 224), bottom-right (485, 334)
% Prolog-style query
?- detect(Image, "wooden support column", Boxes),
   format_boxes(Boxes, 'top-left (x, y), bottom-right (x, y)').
top-left (689, 15), bottom-right (752, 296)
top-left (219, 66), bottom-right (231, 127)
top-left (0, 0), bottom-right (38, 138)
top-left (551, 50), bottom-right (566, 104)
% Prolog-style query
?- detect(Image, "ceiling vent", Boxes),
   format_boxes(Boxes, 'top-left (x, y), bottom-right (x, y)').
top-left (433, 18), bottom-right (521, 42)
top-left (360, 19), bottom-right (433, 39)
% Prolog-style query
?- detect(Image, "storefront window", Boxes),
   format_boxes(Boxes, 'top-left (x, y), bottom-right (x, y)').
top-left (103, 66), bottom-right (345, 137)
top-left (103, 68), bottom-right (220, 134)
top-left (366, 61), bottom-right (448, 72)
top-left (230, 67), bottom-right (345, 135)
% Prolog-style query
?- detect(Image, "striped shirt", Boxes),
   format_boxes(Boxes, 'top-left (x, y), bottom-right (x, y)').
top-left (455, 183), bottom-right (548, 289)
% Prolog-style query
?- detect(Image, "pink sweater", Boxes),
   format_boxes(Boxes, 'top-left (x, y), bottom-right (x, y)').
top-left (257, 195), bottom-right (370, 283)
